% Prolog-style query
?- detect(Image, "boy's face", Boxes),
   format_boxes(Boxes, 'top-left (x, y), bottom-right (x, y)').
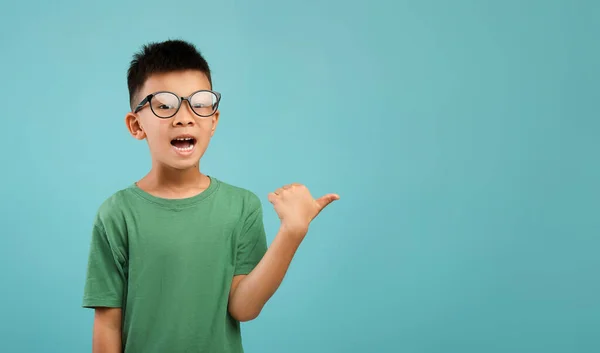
top-left (126, 70), bottom-right (219, 171)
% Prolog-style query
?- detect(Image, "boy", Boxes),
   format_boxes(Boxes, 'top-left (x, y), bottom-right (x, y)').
top-left (82, 39), bottom-right (339, 353)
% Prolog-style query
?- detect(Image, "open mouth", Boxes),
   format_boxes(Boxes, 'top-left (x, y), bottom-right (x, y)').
top-left (170, 136), bottom-right (196, 152)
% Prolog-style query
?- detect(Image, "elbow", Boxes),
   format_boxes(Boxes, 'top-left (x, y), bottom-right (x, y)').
top-left (235, 313), bottom-right (259, 323)
top-left (229, 306), bottom-right (262, 322)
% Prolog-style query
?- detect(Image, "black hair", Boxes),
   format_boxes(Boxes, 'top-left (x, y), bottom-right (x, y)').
top-left (127, 39), bottom-right (212, 108)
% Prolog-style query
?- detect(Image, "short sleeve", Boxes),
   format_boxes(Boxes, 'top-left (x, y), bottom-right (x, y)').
top-left (234, 195), bottom-right (268, 275)
top-left (82, 222), bottom-right (127, 308)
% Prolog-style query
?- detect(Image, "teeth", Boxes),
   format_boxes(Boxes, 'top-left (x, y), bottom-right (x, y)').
top-left (174, 145), bottom-right (194, 152)
top-left (172, 136), bottom-right (195, 153)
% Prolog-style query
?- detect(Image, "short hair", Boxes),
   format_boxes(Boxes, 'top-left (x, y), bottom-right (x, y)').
top-left (127, 39), bottom-right (212, 108)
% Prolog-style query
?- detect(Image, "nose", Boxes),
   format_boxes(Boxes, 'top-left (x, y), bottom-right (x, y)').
top-left (172, 101), bottom-right (195, 126)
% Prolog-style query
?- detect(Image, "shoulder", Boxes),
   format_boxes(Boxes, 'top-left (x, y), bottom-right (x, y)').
top-left (214, 177), bottom-right (261, 203)
top-left (213, 177), bottom-right (263, 211)
top-left (87, 188), bottom-right (132, 256)
top-left (93, 186), bottom-right (136, 230)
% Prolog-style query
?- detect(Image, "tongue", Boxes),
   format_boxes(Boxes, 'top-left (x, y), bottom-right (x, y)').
top-left (172, 140), bottom-right (192, 148)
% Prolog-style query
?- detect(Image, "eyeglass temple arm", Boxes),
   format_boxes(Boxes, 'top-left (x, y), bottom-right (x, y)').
top-left (133, 95), bottom-right (151, 113)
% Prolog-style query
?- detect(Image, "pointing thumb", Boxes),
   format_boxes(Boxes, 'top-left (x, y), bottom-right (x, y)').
top-left (315, 193), bottom-right (340, 213)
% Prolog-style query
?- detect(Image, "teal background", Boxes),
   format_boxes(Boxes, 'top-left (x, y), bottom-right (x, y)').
top-left (1, 0), bottom-right (598, 352)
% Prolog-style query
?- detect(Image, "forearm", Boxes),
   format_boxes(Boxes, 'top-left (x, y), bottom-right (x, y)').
top-left (93, 309), bottom-right (122, 353)
top-left (229, 226), bottom-right (303, 321)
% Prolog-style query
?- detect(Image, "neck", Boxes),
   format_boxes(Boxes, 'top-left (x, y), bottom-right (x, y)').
top-left (137, 162), bottom-right (210, 199)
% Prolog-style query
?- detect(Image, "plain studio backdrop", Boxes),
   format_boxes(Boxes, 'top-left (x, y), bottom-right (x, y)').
top-left (0, 0), bottom-right (598, 352)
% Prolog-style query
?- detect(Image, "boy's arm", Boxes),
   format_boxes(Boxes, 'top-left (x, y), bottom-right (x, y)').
top-left (93, 308), bottom-right (122, 353)
top-left (83, 219), bottom-right (127, 352)
top-left (228, 183), bottom-right (339, 322)
top-left (228, 226), bottom-right (301, 321)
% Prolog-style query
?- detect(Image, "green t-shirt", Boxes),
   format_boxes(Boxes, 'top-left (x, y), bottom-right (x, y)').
top-left (82, 176), bottom-right (268, 353)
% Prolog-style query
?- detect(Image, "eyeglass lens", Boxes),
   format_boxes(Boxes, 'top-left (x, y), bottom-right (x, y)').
top-left (150, 91), bottom-right (218, 118)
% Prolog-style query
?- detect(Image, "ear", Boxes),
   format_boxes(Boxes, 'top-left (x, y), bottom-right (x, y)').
top-left (125, 112), bottom-right (146, 140)
top-left (210, 110), bottom-right (220, 137)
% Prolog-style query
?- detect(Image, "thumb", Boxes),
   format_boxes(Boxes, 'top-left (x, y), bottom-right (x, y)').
top-left (315, 193), bottom-right (340, 213)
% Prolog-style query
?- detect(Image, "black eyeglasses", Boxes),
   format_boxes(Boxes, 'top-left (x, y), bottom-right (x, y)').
top-left (134, 90), bottom-right (221, 118)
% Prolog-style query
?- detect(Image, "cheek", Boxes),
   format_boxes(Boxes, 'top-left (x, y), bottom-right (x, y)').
top-left (198, 120), bottom-right (216, 136)
top-left (143, 122), bottom-right (169, 145)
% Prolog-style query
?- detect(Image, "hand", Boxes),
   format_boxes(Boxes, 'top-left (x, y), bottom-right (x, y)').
top-left (268, 183), bottom-right (339, 240)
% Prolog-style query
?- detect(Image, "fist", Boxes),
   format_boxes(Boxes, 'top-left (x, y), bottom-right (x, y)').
top-left (268, 183), bottom-right (339, 239)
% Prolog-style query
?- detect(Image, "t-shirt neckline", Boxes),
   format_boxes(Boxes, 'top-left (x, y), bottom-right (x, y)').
top-left (128, 175), bottom-right (220, 209)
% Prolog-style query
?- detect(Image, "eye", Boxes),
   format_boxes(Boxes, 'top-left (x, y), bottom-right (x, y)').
top-left (152, 92), bottom-right (179, 110)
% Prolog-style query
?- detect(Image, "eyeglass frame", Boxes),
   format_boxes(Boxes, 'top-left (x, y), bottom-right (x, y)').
top-left (133, 89), bottom-right (222, 118)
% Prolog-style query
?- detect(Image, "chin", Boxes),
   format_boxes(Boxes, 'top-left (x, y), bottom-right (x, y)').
top-left (167, 160), bottom-right (200, 171)
top-left (155, 154), bottom-right (200, 171)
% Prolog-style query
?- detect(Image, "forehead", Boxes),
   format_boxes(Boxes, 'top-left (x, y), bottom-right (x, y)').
top-left (140, 70), bottom-right (211, 97)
